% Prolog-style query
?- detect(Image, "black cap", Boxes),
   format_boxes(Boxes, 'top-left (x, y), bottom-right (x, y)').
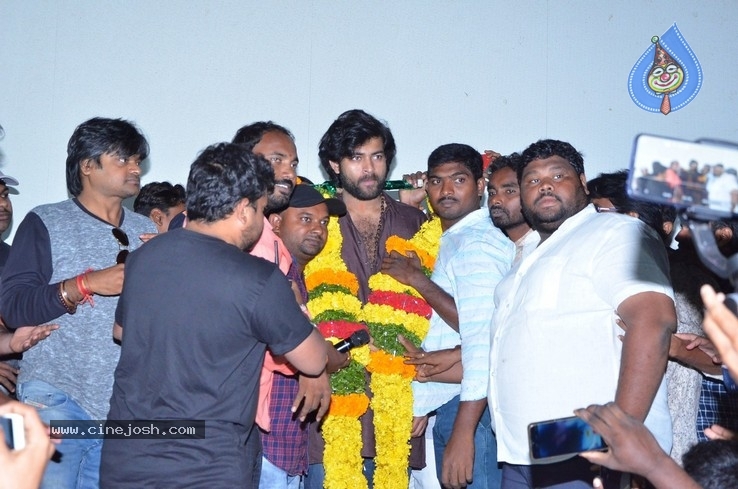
top-left (288, 184), bottom-right (346, 216)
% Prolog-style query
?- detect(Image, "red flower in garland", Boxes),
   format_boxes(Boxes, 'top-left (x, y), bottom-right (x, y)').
top-left (366, 290), bottom-right (432, 319)
top-left (317, 320), bottom-right (368, 339)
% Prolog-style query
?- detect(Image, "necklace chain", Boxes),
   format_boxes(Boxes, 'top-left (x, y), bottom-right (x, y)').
top-left (367, 194), bottom-right (386, 270)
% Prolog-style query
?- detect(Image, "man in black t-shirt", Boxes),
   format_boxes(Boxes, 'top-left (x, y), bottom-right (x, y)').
top-left (100, 143), bottom-right (328, 488)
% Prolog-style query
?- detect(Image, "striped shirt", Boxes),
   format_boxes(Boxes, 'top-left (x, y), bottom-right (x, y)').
top-left (413, 208), bottom-right (514, 416)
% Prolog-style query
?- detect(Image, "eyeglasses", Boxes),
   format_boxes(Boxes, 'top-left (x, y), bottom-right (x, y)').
top-left (112, 227), bottom-right (130, 264)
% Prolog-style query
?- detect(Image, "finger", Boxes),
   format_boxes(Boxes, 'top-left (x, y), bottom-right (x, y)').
top-left (579, 450), bottom-right (609, 466)
top-left (313, 396), bottom-right (330, 423)
top-left (398, 334), bottom-right (421, 354)
top-left (422, 363), bottom-right (449, 376)
top-left (704, 424), bottom-right (736, 441)
top-left (0, 376), bottom-right (15, 392)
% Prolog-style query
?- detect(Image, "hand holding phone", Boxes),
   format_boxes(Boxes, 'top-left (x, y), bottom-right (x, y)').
top-left (528, 415), bottom-right (607, 461)
top-left (1, 412), bottom-right (25, 450)
top-left (0, 400), bottom-right (56, 489)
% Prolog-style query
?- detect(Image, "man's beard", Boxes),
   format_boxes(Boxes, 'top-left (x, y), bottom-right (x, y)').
top-left (339, 173), bottom-right (385, 201)
top-left (489, 206), bottom-right (525, 231)
top-left (265, 179), bottom-right (294, 213)
top-left (521, 192), bottom-right (586, 234)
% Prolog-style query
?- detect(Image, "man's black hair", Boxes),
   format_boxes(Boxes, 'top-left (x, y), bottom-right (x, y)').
top-left (231, 121), bottom-right (294, 152)
top-left (186, 143), bottom-right (274, 222)
top-left (519, 139), bottom-right (584, 181)
top-left (318, 109), bottom-right (396, 185)
top-left (683, 440), bottom-right (738, 489)
top-left (587, 169), bottom-right (674, 243)
top-left (427, 143), bottom-right (483, 180)
top-left (133, 181), bottom-right (186, 217)
top-left (488, 152), bottom-right (522, 178)
top-left (66, 117), bottom-right (149, 197)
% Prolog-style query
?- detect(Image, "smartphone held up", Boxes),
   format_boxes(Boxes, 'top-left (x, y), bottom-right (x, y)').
top-left (628, 134), bottom-right (738, 219)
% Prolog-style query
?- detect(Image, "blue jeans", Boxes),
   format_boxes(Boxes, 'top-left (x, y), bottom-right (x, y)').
top-left (433, 395), bottom-right (501, 488)
top-left (17, 380), bottom-right (102, 489)
top-left (260, 456), bottom-right (303, 489)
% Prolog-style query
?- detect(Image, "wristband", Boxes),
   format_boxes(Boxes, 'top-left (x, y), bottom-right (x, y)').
top-left (75, 269), bottom-right (95, 307)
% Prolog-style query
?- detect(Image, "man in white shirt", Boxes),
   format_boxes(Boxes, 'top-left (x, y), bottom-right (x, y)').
top-left (488, 139), bottom-right (676, 489)
top-left (705, 163), bottom-right (738, 212)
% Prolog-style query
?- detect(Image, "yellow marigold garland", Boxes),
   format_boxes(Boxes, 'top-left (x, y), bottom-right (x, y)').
top-left (303, 186), bottom-right (443, 489)
top-left (361, 303), bottom-right (430, 341)
top-left (322, 415), bottom-right (367, 489)
top-left (368, 369), bottom-right (413, 489)
top-left (307, 291), bottom-right (362, 320)
top-left (362, 217), bottom-right (442, 488)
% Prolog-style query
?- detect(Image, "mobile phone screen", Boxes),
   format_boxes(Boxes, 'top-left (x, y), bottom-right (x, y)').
top-left (528, 416), bottom-right (606, 460)
top-left (628, 133), bottom-right (738, 219)
top-left (0, 417), bottom-right (15, 449)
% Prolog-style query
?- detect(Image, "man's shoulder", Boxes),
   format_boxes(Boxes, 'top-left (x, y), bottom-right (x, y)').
top-left (384, 193), bottom-right (427, 229)
top-left (448, 209), bottom-right (513, 250)
top-left (122, 208), bottom-right (157, 233)
top-left (30, 199), bottom-right (75, 218)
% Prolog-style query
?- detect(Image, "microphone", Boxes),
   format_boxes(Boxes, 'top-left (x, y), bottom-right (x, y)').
top-left (333, 330), bottom-right (370, 353)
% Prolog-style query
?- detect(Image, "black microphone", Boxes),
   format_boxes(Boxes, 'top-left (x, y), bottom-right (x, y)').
top-left (333, 330), bottom-right (370, 353)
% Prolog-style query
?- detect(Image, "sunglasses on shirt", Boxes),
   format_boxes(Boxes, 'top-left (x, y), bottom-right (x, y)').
top-left (112, 227), bottom-right (129, 264)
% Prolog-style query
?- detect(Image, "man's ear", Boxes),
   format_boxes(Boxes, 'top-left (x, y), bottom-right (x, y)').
top-left (476, 177), bottom-right (485, 197)
top-left (149, 208), bottom-right (165, 227)
top-left (234, 198), bottom-right (254, 224)
top-left (579, 173), bottom-right (589, 195)
top-left (662, 221), bottom-right (674, 238)
top-left (80, 158), bottom-right (95, 176)
top-left (268, 213), bottom-right (282, 235)
top-left (716, 226), bottom-right (734, 248)
top-left (329, 160), bottom-right (340, 177)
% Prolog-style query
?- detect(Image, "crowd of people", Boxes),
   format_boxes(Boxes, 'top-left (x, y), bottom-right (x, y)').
top-left (636, 158), bottom-right (738, 212)
top-left (0, 110), bottom-right (737, 489)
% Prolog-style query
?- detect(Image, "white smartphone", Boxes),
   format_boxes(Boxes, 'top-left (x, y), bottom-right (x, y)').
top-left (1, 413), bottom-right (26, 450)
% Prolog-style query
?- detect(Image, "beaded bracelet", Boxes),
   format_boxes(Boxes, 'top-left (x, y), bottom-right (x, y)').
top-left (57, 281), bottom-right (77, 314)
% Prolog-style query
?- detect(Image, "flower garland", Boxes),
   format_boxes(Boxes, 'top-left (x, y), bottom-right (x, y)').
top-left (304, 186), bottom-right (442, 489)
top-left (361, 217), bottom-right (441, 488)
top-left (306, 215), bottom-right (370, 489)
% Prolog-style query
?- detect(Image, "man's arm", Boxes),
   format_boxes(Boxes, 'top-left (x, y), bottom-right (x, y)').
top-left (381, 250), bottom-right (459, 330)
top-left (615, 291), bottom-right (675, 421)
top-left (442, 399), bottom-right (486, 488)
top-left (282, 328), bottom-right (328, 377)
top-left (1, 213), bottom-right (125, 328)
top-left (442, 234), bottom-right (513, 488)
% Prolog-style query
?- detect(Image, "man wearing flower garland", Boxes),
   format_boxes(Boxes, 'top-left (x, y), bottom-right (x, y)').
top-left (383, 143), bottom-right (514, 489)
top-left (489, 139), bottom-right (675, 488)
top-left (312, 109), bottom-right (427, 487)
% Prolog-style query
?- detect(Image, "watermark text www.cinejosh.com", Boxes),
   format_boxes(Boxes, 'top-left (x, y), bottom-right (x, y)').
top-left (49, 420), bottom-right (205, 439)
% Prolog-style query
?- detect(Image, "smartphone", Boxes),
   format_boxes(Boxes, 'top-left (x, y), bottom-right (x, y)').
top-left (0, 413), bottom-right (25, 450)
top-left (528, 415), bottom-right (606, 461)
top-left (628, 133), bottom-right (738, 219)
